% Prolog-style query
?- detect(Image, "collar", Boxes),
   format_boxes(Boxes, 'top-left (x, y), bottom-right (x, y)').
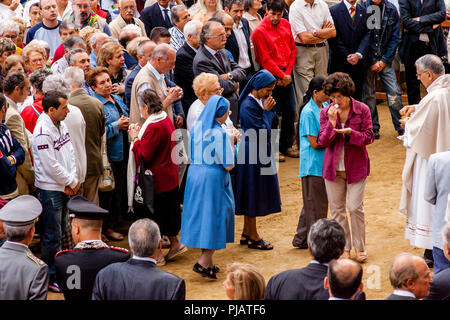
top-left (121, 15), bottom-right (134, 24)
top-left (74, 240), bottom-right (109, 249)
top-left (94, 93), bottom-right (120, 105)
top-left (344, 0), bottom-right (355, 10)
top-left (303, 0), bottom-right (317, 7)
top-left (204, 44), bottom-right (218, 56)
top-left (5, 96), bottom-right (19, 110)
top-left (233, 20), bottom-right (243, 30)
top-left (132, 256), bottom-right (157, 264)
top-left (146, 62), bottom-right (163, 81)
top-left (393, 289), bottom-right (416, 298)
top-left (249, 92), bottom-right (264, 109)
top-left (311, 259), bottom-right (329, 267)
top-left (187, 42), bottom-right (198, 53)
top-left (426, 74), bottom-right (446, 93)
top-left (5, 241), bottom-right (29, 249)
top-left (159, 4), bottom-right (169, 12)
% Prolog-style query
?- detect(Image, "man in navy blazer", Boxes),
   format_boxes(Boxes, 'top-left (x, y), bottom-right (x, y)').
top-left (224, 0), bottom-right (255, 85)
top-left (92, 219), bottom-right (185, 300)
top-left (328, 0), bottom-right (370, 100)
top-left (398, 0), bottom-right (446, 105)
top-left (193, 20), bottom-right (246, 124)
top-left (140, 0), bottom-right (174, 38)
top-left (174, 20), bottom-right (203, 117)
top-left (264, 219), bottom-right (366, 300)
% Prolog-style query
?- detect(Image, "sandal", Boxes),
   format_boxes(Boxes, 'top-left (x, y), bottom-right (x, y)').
top-left (248, 238), bottom-right (273, 250)
top-left (193, 263), bottom-right (217, 279)
top-left (240, 234), bottom-right (251, 245)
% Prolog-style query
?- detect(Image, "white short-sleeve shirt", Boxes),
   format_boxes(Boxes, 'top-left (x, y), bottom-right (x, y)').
top-left (289, 0), bottom-right (334, 40)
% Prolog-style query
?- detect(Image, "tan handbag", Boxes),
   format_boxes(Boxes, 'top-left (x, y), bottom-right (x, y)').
top-left (99, 133), bottom-right (115, 192)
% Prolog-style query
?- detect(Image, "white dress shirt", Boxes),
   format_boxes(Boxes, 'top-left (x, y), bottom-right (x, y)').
top-left (233, 21), bottom-right (251, 69)
top-left (289, 0), bottom-right (333, 42)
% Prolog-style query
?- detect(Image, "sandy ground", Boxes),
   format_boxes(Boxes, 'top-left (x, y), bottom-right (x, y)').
top-left (48, 103), bottom-right (424, 300)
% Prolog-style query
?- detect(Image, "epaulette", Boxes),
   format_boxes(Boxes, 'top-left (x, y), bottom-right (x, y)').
top-left (55, 249), bottom-right (74, 258)
top-left (109, 246), bottom-right (129, 254)
top-left (26, 252), bottom-right (45, 267)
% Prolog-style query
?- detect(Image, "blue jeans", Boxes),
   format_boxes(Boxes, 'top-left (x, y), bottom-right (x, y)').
top-left (362, 63), bottom-right (403, 132)
top-left (35, 188), bottom-right (69, 275)
top-left (432, 247), bottom-right (450, 274)
top-left (271, 82), bottom-right (296, 152)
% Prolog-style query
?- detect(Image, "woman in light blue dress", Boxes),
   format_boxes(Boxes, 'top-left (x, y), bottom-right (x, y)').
top-left (180, 95), bottom-right (235, 279)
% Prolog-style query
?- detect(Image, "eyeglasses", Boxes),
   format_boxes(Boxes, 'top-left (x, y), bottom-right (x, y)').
top-left (209, 33), bottom-right (227, 39)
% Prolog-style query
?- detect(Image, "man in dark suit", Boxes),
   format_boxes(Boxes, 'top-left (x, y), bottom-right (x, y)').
top-left (385, 253), bottom-right (432, 300)
top-left (54, 196), bottom-right (130, 300)
top-left (92, 219), bottom-right (186, 300)
top-left (193, 20), bottom-right (246, 125)
top-left (140, 0), bottom-right (174, 38)
top-left (427, 221), bottom-right (450, 300)
top-left (174, 20), bottom-right (203, 118)
top-left (328, 0), bottom-right (370, 100)
top-left (324, 259), bottom-right (364, 300)
top-left (265, 218), bottom-right (354, 300)
top-left (224, 0), bottom-right (255, 85)
top-left (398, 0), bottom-right (446, 105)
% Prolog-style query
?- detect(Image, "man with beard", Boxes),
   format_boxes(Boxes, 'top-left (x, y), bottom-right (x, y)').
top-left (69, 0), bottom-right (111, 36)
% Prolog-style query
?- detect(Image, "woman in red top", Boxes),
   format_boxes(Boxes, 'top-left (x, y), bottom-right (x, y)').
top-left (128, 89), bottom-right (186, 266)
top-left (318, 72), bottom-right (374, 263)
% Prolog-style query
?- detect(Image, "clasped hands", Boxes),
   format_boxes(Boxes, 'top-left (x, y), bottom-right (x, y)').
top-left (277, 75), bottom-right (291, 87)
top-left (64, 182), bottom-right (81, 196)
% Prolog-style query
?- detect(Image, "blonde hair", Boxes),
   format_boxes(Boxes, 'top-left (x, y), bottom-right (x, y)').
top-left (96, 41), bottom-right (123, 68)
top-left (21, 43), bottom-right (46, 68)
top-left (79, 26), bottom-right (100, 55)
top-left (189, 0), bottom-right (223, 17)
top-left (226, 263), bottom-right (265, 300)
top-left (192, 72), bottom-right (219, 98)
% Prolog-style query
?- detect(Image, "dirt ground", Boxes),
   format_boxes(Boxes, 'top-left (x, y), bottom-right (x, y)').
top-left (48, 103), bottom-right (424, 300)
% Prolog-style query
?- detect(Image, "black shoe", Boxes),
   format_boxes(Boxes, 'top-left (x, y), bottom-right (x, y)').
top-left (293, 242), bottom-right (308, 250)
top-left (374, 131), bottom-right (380, 139)
top-left (397, 129), bottom-right (405, 136)
top-left (193, 263), bottom-right (217, 279)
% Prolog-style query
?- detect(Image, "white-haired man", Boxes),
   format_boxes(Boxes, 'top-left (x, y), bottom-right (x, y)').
top-left (399, 54), bottom-right (450, 267)
top-left (65, 67), bottom-right (105, 205)
top-left (168, 4), bottom-right (191, 51)
top-left (92, 218), bottom-right (185, 300)
top-left (89, 32), bottom-right (110, 68)
top-left (130, 43), bottom-right (182, 126)
top-left (174, 19), bottom-right (202, 115)
top-left (0, 20), bottom-right (20, 49)
top-left (109, 0), bottom-right (147, 39)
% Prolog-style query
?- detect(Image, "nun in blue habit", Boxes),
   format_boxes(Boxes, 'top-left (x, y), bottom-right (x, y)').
top-left (180, 95), bottom-right (235, 279)
top-left (235, 69), bottom-right (281, 251)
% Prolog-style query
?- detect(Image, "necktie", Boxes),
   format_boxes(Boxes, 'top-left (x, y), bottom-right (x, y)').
top-left (163, 8), bottom-right (171, 27)
top-left (215, 51), bottom-right (225, 71)
top-left (350, 6), bottom-right (356, 23)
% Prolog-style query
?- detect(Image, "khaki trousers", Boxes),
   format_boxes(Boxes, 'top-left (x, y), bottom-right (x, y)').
top-left (292, 44), bottom-right (329, 108)
top-left (82, 175), bottom-right (101, 205)
top-left (324, 171), bottom-right (367, 252)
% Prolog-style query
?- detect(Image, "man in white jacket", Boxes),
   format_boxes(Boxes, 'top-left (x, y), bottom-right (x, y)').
top-left (32, 90), bottom-right (80, 293)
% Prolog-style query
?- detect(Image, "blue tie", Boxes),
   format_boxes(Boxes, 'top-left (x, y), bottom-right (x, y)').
top-left (163, 9), bottom-right (171, 28)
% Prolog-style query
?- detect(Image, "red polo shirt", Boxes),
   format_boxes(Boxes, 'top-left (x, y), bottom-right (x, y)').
top-left (251, 17), bottom-right (297, 79)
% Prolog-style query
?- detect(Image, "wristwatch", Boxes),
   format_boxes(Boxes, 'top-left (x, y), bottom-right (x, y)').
top-left (313, 29), bottom-right (318, 37)
top-left (227, 72), bottom-right (233, 80)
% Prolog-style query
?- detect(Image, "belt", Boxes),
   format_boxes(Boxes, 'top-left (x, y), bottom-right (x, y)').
top-left (295, 42), bottom-right (326, 48)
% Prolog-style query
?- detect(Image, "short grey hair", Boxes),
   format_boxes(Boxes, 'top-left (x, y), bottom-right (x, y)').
top-left (64, 66), bottom-right (85, 88)
top-left (200, 20), bottom-right (223, 45)
top-left (68, 48), bottom-right (87, 65)
top-left (415, 54), bottom-right (445, 75)
top-left (29, 68), bottom-right (53, 93)
top-left (136, 39), bottom-right (154, 56)
top-left (0, 20), bottom-right (20, 36)
top-left (90, 32), bottom-right (109, 51)
top-left (42, 74), bottom-right (72, 95)
top-left (122, 24), bottom-right (142, 37)
top-left (150, 43), bottom-right (175, 59)
top-left (128, 218), bottom-right (161, 257)
top-left (171, 4), bottom-right (187, 23)
top-left (307, 219), bottom-right (346, 263)
top-left (442, 221), bottom-right (450, 247)
top-left (183, 20), bottom-right (203, 38)
top-left (4, 224), bottom-right (33, 242)
top-left (389, 253), bottom-right (421, 289)
top-left (64, 35), bottom-right (87, 51)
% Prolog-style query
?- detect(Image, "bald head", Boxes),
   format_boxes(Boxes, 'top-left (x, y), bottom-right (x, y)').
top-left (137, 40), bottom-right (156, 67)
top-left (326, 259), bottom-right (363, 299)
top-left (150, 43), bottom-right (176, 74)
top-left (389, 253), bottom-right (432, 299)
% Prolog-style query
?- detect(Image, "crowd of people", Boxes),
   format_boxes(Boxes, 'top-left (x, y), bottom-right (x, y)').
top-left (0, 0), bottom-right (449, 301)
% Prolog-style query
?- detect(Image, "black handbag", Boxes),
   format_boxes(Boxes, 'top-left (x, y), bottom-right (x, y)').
top-left (132, 155), bottom-right (155, 220)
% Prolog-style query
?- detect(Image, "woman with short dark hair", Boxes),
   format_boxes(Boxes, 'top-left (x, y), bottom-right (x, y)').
top-left (128, 89), bottom-right (186, 266)
top-left (318, 72), bottom-right (374, 262)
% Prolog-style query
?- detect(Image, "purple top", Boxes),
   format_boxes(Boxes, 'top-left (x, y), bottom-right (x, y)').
top-left (318, 98), bottom-right (374, 184)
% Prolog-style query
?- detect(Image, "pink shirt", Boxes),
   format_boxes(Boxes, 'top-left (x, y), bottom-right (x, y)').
top-left (318, 98), bottom-right (374, 184)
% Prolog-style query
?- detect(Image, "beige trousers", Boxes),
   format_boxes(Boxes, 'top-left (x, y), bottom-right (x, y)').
top-left (292, 44), bottom-right (329, 109)
top-left (324, 171), bottom-right (367, 252)
top-left (82, 175), bottom-right (101, 205)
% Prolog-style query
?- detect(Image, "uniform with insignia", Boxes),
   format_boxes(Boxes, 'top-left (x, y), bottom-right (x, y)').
top-left (0, 195), bottom-right (49, 300)
top-left (54, 196), bottom-right (130, 300)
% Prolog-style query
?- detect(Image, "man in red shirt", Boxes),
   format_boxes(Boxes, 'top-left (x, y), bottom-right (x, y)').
top-left (251, 0), bottom-right (298, 159)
